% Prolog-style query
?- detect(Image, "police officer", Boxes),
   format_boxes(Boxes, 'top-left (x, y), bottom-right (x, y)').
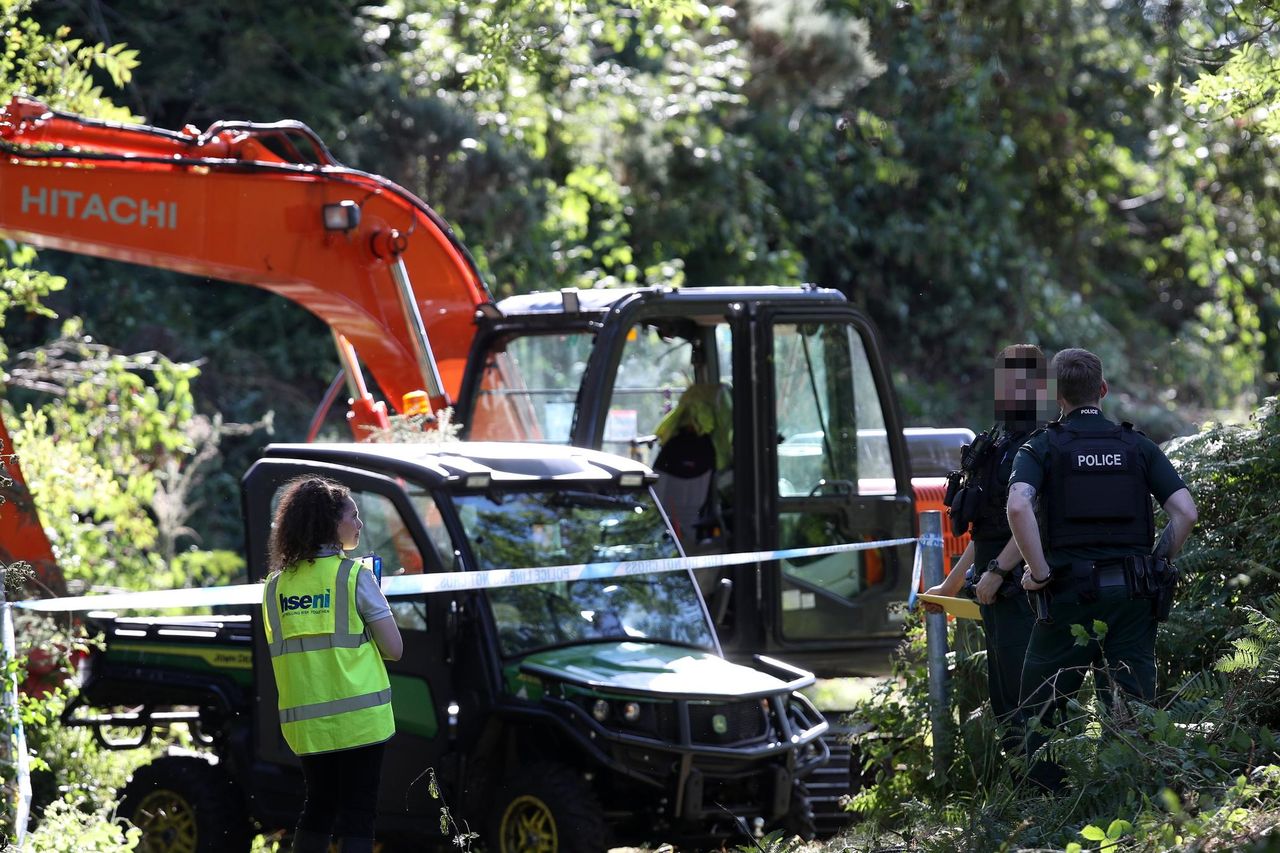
top-left (1009, 348), bottom-right (1197, 789)
top-left (925, 344), bottom-right (1046, 731)
top-left (263, 476), bottom-right (404, 853)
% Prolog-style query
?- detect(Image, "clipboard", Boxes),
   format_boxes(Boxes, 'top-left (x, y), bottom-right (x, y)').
top-left (917, 593), bottom-right (983, 621)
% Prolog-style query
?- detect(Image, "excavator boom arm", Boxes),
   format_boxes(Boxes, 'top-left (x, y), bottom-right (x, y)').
top-left (0, 97), bottom-right (490, 408)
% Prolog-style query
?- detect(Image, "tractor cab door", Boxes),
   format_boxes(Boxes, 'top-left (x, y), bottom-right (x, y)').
top-left (750, 308), bottom-right (915, 674)
top-left (244, 459), bottom-right (464, 826)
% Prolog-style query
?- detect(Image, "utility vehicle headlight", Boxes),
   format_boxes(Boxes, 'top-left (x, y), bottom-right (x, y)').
top-left (621, 702), bottom-right (641, 723)
top-left (591, 699), bottom-right (610, 722)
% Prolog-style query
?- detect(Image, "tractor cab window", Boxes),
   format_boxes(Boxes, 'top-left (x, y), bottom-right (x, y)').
top-left (772, 321), bottom-right (894, 636)
top-left (602, 322), bottom-right (732, 461)
top-left (468, 331), bottom-right (597, 443)
top-left (606, 321), bottom-right (735, 568)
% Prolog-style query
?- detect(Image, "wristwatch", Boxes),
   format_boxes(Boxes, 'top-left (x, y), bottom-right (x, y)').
top-left (986, 558), bottom-right (1010, 578)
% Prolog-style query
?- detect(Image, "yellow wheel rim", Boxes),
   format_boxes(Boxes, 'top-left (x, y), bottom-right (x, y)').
top-left (131, 788), bottom-right (199, 853)
top-left (499, 793), bottom-right (558, 853)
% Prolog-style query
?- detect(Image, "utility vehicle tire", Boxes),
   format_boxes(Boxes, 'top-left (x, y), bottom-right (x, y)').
top-left (485, 762), bottom-right (606, 853)
top-left (118, 755), bottom-right (252, 853)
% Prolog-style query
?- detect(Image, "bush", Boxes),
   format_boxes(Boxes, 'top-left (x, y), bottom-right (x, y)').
top-left (2, 616), bottom-right (155, 851)
top-left (1158, 397), bottom-right (1280, 690)
top-left (15, 797), bottom-right (139, 853)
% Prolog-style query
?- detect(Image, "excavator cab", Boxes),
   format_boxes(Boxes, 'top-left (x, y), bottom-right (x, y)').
top-left (458, 286), bottom-right (916, 677)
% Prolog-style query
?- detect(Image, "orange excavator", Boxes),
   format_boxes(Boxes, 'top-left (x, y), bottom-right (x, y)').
top-left (0, 96), bottom-right (490, 590)
top-left (2, 98), bottom-right (956, 687)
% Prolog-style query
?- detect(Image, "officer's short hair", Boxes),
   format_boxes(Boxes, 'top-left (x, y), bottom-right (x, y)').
top-left (996, 343), bottom-right (1046, 376)
top-left (1052, 348), bottom-right (1104, 405)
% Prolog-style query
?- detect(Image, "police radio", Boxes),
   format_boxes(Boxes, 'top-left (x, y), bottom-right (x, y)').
top-left (365, 554), bottom-right (382, 582)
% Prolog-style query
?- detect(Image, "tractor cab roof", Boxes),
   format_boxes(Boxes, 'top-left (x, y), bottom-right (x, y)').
top-left (489, 284), bottom-right (848, 318)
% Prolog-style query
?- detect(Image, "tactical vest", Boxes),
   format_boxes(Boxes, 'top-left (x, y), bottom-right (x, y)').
top-left (1042, 420), bottom-right (1154, 550)
top-left (949, 425), bottom-right (1028, 540)
top-left (262, 556), bottom-right (394, 755)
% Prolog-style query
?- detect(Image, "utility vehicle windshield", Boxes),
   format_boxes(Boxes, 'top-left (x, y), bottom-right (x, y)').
top-left (456, 488), bottom-right (715, 656)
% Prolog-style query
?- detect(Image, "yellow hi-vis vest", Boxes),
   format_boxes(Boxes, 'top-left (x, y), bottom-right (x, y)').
top-left (262, 556), bottom-right (394, 755)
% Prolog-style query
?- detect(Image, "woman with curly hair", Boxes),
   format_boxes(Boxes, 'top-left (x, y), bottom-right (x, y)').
top-left (262, 476), bottom-right (402, 853)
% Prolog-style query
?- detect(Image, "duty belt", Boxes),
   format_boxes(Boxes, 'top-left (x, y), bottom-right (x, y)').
top-left (1049, 557), bottom-right (1131, 600)
top-left (1093, 562), bottom-right (1129, 589)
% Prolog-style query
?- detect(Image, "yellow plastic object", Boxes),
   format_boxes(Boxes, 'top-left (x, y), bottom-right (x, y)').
top-left (917, 593), bottom-right (983, 621)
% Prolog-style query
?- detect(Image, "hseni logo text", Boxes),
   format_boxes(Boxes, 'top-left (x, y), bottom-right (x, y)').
top-left (279, 589), bottom-right (332, 612)
top-left (21, 186), bottom-right (178, 230)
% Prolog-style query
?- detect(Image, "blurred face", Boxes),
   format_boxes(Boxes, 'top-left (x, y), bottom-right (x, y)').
top-left (994, 364), bottom-right (1048, 426)
top-left (336, 496), bottom-right (362, 551)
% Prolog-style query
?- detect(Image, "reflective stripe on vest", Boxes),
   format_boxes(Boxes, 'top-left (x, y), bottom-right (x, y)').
top-left (262, 556), bottom-right (394, 754)
top-left (269, 631), bottom-right (371, 655)
top-left (280, 687), bottom-right (395, 725)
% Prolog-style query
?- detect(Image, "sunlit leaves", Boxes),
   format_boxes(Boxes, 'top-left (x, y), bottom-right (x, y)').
top-left (5, 322), bottom-right (242, 592)
top-left (0, 3), bottom-right (138, 121)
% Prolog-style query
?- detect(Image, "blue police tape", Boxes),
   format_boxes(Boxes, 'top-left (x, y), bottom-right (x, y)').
top-left (16, 535), bottom-right (930, 613)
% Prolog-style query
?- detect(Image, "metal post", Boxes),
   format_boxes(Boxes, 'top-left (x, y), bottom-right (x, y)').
top-left (1, 566), bottom-right (32, 846)
top-left (920, 510), bottom-right (951, 779)
top-left (331, 330), bottom-right (364, 403)
top-left (388, 255), bottom-right (449, 406)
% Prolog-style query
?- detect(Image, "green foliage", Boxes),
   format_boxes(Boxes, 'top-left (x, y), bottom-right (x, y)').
top-left (0, 0), bottom-right (138, 119)
top-left (1157, 397), bottom-right (1280, 689)
top-left (364, 408), bottom-right (464, 444)
top-left (1177, 4), bottom-right (1280, 137)
top-left (0, 246), bottom-right (64, 367)
top-left (426, 766), bottom-right (478, 849)
top-left (7, 321), bottom-right (245, 593)
top-left (1, 615), bottom-right (148, 852)
top-left (350, 0), bottom-right (784, 294)
top-left (17, 797), bottom-right (139, 852)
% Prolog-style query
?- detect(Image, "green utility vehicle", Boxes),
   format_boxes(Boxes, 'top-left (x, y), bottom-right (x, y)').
top-left (66, 441), bottom-right (829, 852)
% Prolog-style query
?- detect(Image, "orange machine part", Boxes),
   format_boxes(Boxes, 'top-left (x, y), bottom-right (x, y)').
top-left (0, 97), bottom-right (489, 408)
top-left (0, 415), bottom-right (61, 594)
top-left (0, 98), bottom-right (491, 589)
top-left (912, 479), bottom-right (970, 587)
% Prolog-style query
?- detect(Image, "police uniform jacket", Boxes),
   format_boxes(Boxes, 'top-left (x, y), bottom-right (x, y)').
top-left (1009, 406), bottom-right (1187, 571)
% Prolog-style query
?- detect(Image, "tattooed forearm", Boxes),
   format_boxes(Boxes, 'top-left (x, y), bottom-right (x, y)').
top-left (1009, 482), bottom-right (1037, 501)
